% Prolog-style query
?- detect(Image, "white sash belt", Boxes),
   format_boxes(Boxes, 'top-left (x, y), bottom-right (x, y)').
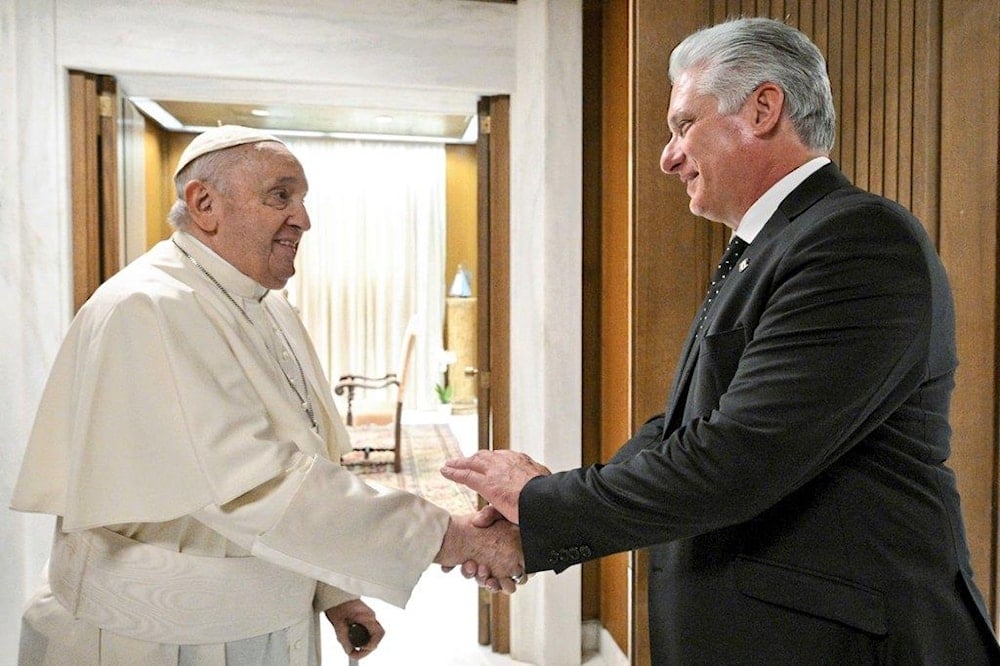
top-left (49, 527), bottom-right (316, 645)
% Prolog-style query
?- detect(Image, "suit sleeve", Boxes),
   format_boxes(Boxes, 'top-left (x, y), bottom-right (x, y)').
top-left (606, 415), bottom-right (666, 464)
top-left (520, 202), bottom-right (937, 573)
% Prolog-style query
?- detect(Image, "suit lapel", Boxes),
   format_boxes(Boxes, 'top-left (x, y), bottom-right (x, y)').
top-left (776, 162), bottom-right (853, 220)
top-left (664, 315), bottom-right (704, 430)
top-left (661, 163), bottom-right (853, 433)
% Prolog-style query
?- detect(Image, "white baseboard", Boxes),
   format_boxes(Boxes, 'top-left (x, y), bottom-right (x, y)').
top-left (582, 619), bottom-right (601, 653)
top-left (582, 619), bottom-right (628, 666)
top-left (599, 625), bottom-right (629, 666)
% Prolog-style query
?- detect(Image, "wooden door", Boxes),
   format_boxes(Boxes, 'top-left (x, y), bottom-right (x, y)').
top-left (69, 70), bottom-right (120, 311)
top-left (69, 70), bottom-right (147, 306)
top-left (475, 94), bottom-right (512, 653)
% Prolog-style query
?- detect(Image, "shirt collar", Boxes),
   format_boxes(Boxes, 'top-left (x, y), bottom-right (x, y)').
top-left (172, 230), bottom-right (270, 302)
top-left (735, 156), bottom-right (831, 244)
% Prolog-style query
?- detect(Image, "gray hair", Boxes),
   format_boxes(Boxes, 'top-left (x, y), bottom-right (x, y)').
top-left (166, 145), bottom-right (247, 229)
top-left (669, 17), bottom-right (836, 153)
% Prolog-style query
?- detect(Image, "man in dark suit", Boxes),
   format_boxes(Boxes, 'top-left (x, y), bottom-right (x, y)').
top-left (443, 17), bottom-right (1000, 664)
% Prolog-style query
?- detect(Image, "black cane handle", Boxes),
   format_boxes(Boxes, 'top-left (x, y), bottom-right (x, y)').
top-left (348, 622), bottom-right (371, 649)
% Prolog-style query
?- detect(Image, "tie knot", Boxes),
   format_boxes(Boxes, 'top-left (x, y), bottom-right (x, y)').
top-left (724, 236), bottom-right (749, 261)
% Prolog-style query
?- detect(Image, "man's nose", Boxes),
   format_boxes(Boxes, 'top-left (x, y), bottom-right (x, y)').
top-left (292, 201), bottom-right (311, 230)
top-left (660, 139), bottom-right (682, 174)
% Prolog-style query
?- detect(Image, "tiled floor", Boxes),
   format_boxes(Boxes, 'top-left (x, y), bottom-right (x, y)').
top-left (321, 413), bottom-right (608, 665)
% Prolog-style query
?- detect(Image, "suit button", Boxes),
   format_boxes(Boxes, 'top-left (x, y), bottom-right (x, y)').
top-left (548, 550), bottom-right (560, 564)
top-left (580, 546), bottom-right (593, 558)
top-left (568, 547), bottom-right (580, 560)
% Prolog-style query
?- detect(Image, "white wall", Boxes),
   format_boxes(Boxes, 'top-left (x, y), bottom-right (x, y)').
top-left (509, 1), bottom-right (583, 664)
top-left (64, 0), bottom-right (517, 114)
top-left (1, 2), bottom-right (67, 662)
top-left (1, 0), bottom-right (582, 662)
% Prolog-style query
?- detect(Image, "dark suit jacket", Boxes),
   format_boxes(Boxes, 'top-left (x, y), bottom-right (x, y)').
top-left (520, 164), bottom-right (1000, 664)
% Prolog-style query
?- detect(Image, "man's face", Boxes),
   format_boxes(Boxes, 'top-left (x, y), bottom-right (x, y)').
top-left (209, 143), bottom-right (310, 289)
top-left (660, 71), bottom-right (757, 228)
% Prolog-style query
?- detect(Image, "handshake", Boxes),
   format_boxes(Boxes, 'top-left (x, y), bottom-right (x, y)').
top-left (432, 450), bottom-right (551, 594)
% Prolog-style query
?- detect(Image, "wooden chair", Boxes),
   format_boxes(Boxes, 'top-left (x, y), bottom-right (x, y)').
top-left (334, 320), bottom-right (417, 473)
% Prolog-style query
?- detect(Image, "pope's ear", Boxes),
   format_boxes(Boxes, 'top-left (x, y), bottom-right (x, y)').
top-left (184, 179), bottom-right (218, 233)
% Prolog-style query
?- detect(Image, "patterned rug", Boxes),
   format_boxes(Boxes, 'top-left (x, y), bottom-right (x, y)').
top-left (341, 423), bottom-right (478, 515)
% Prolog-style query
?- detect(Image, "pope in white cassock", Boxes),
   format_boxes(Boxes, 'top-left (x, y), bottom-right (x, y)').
top-left (11, 126), bottom-right (524, 665)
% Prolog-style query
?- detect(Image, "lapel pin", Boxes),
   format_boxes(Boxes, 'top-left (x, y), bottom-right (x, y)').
top-left (738, 258), bottom-right (749, 272)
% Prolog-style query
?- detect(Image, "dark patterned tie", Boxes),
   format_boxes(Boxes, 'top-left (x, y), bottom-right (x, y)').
top-left (696, 236), bottom-right (749, 334)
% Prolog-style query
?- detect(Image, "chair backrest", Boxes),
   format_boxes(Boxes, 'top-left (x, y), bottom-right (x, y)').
top-left (395, 316), bottom-right (419, 405)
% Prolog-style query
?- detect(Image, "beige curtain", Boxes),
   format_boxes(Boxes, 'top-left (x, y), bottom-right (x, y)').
top-left (284, 137), bottom-right (446, 412)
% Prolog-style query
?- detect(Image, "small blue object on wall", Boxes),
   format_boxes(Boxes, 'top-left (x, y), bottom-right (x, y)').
top-left (448, 264), bottom-right (472, 297)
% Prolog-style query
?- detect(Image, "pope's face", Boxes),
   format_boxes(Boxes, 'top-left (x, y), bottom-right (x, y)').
top-left (210, 143), bottom-right (310, 289)
top-left (659, 71), bottom-right (757, 228)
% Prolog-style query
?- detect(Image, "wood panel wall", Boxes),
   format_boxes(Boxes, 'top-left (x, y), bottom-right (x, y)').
top-left (938, 0), bottom-right (1000, 618)
top-left (700, 0), bottom-right (997, 619)
top-left (630, 6), bottom-right (714, 663)
top-left (445, 144), bottom-right (479, 299)
top-left (591, 0), bottom-right (1000, 661)
top-left (143, 124), bottom-right (192, 248)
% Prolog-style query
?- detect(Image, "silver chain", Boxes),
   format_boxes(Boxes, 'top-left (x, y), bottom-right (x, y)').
top-left (172, 239), bottom-right (318, 432)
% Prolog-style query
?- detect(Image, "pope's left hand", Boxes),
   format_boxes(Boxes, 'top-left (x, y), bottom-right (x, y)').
top-left (325, 599), bottom-right (384, 659)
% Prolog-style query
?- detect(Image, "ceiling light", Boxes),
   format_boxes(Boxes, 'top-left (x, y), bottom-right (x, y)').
top-left (181, 126), bottom-right (327, 138)
top-left (375, 115), bottom-right (394, 124)
top-left (129, 97), bottom-right (183, 130)
top-left (250, 109), bottom-right (271, 117)
top-left (325, 131), bottom-right (461, 144)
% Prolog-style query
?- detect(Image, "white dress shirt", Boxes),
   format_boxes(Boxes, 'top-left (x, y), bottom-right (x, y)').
top-left (735, 156), bottom-right (831, 244)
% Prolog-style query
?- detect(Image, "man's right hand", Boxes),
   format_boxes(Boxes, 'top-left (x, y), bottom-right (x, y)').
top-left (441, 450), bottom-right (551, 524)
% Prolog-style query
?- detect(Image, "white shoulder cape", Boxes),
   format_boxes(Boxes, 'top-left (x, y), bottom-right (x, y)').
top-left (12, 237), bottom-right (353, 530)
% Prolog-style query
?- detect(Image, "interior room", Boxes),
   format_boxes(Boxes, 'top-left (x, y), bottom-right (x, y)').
top-left (138, 113), bottom-right (480, 419)
top-left (3, 1), bottom-right (998, 665)
top-left (4, 1), bottom-right (589, 664)
top-left (133, 116), bottom-right (519, 664)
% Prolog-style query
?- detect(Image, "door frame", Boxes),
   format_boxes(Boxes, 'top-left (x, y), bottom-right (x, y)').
top-left (69, 70), bottom-right (120, 311)
top-left (475, 93), bottom-right (512, 654)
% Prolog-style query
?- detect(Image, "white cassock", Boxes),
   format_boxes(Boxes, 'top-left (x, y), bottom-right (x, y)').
top-left (11, 230), bottom-right (450, 665)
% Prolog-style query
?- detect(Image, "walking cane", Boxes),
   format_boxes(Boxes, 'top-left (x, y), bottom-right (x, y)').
top-left (348, 622), bottom-right (371, 666)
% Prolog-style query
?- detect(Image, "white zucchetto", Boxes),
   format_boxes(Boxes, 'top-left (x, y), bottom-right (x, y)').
top-left (173, 125), bottom-right (285, 178)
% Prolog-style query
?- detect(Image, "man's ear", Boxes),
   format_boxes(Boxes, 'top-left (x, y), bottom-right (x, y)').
top-left (184, 180), bottom-right (218, 233)
top-left (747, 82), bottom-right (784, 137)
